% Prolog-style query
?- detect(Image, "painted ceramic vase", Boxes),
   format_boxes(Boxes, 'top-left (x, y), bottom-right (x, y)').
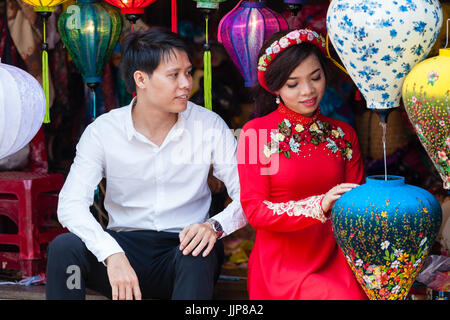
top-left (402, 49), bottom-right (450, 190)
top-left (331, 175), bottom-right (442, 300)
top-left (326, 0), bottom-right (442, 110)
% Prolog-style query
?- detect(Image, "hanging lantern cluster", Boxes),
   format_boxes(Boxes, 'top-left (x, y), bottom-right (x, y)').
top-left (58, 0), bottom-right (123, 122)
top-left (0, 61), bottom-right (46, 159)
top-left (20, 0), bottom-right (70, 123)
top-left (218, 0), bottom-right (288, 87)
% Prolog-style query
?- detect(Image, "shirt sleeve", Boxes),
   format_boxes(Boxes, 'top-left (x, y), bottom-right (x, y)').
top-left (208, 115), bottom-right (248, 238)
top-left (236, 121), bottom-right (327, 233)
top-left (57, 124), bottom-right (124, 263)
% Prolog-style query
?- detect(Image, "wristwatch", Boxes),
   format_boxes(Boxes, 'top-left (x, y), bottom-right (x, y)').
top-left (207, 218), bottom-right (224, 238)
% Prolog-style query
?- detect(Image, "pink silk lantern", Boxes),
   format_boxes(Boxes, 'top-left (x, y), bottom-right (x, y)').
top-left (218, 0), bottom-right (288, 87)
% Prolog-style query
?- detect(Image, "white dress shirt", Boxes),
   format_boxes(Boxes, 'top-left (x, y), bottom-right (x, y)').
top-left (57, 100), bottom-right (247, 263)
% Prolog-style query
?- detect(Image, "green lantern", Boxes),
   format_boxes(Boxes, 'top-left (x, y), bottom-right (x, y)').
top-left (58, 0), bottom-right (122, 86)
top-left (58, 0), bottom-right (122, 120)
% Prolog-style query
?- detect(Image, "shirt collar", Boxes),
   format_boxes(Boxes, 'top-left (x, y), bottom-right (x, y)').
top-left (124, 97), bottom-right (189, 142)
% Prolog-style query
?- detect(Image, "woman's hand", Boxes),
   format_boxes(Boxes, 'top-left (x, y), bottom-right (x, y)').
top-left (321, 183), bottom-right (359, 214)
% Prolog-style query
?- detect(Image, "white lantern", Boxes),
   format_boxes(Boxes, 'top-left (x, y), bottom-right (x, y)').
top-left (327, 0), bottom-right (443, 110)
top-left (0, 61), bottom-right (46, 160)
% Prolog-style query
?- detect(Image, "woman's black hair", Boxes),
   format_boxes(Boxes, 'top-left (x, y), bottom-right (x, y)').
top-left (120, 26), bottom-right (192, 93)
top-left (252, 29), bottom-right (329, 117)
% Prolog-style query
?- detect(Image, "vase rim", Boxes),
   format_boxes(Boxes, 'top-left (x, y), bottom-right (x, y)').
top-left (366, 175), bottom-right (405, 184)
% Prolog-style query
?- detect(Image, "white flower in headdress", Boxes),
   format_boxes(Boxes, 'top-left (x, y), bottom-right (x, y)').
top-left (272, 44), bottom-right (281, 54)
top-left (265, 47), bottom-right (273, 56)
top-left (307, 32), bottom-right (314, 41)
top-left (287, 30), bottom-right (300, 40)
top-left (312, 31), bottom-right (319, 38)
top-left (279, 37), bottom-right (290, 48)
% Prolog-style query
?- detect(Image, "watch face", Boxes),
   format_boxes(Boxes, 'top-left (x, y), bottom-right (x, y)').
top-left (209, 219), bottom-right (223, 234)
top-left (214, 221), bottom-right (223, 232)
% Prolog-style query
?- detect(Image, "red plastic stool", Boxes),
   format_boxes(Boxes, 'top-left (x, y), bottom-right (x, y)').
top-left (0, 171), bottom-right (67, 277)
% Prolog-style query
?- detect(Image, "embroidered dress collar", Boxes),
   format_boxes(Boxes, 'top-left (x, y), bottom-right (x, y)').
top-left (276, 102), bottom-right (321, 125)
top-left (265, 103), bottom-right (353, 160)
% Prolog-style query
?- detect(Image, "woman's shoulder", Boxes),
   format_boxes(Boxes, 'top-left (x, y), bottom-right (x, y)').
top-left (241, 111), bottom-right (279, 131)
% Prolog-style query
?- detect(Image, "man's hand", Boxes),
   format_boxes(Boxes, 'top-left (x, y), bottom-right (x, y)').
top-left (179, 222), bottom-right (217, 257)
top-left (105, 252), bottom-right (142, 300)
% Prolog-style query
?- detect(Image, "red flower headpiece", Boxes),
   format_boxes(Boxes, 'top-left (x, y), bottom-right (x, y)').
top-left (257, 29), bottom-right (327, 95)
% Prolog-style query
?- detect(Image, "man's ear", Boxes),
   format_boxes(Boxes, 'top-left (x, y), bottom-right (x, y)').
top-left (133, 70), bottom-right (148, 90)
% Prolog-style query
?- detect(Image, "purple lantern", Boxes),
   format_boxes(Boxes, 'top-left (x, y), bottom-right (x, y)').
top-left (218, 1), bottom-right (288, 87)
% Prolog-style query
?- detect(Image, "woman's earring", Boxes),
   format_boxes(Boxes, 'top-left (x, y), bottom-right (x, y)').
top-left (275, 96), bottom-right (281, 104)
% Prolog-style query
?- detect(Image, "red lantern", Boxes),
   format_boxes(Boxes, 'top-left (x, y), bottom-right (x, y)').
top-left (104, 0), bottom-right (158, 26)
top-left (104, 0), bottom-right (157, 14)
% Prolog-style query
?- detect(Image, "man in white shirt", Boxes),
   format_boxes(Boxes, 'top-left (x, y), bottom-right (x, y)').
top-left (45, 27), bottom-right (247, 300)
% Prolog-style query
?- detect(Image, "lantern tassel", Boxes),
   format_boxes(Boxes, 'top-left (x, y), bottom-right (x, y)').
top-left (204, 16), bottom-right (212, 111)
top-left (204, 51), bottom-right (212, 111)
top-left (42, 19), bottom-right (50, 123)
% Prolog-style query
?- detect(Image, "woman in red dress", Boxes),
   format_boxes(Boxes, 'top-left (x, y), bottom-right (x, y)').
top-left (237, 29), bottom-right (368, 300)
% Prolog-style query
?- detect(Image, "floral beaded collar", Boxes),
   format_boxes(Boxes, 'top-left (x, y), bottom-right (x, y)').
top-left (264, 103), bottom-right (353, 160)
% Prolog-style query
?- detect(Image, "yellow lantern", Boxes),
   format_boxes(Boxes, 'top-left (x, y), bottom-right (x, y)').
top-left (402, 49), bottom-right (450, 190)
top-left (20, 0), bottom-right (69, 123)
top-left (21, 0), bottom-right (68, 11)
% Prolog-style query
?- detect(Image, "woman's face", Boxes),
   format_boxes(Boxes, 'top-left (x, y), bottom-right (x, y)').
top-left (276, 53), bottom-right (326, 117)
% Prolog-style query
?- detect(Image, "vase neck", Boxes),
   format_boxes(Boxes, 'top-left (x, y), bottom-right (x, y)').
top-left (366, 175), bottom-right (405, 187)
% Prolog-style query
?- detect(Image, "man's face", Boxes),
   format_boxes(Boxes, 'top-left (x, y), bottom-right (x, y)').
top-left (137, 49), bottom-right (193, 114)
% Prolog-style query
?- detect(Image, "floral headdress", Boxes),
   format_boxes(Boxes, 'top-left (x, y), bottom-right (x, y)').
top-left (257, 29), bottom-right (327, 95)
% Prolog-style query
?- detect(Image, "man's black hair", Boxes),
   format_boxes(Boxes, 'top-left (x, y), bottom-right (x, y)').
top-left (120, 27), bottom-right (192, 93)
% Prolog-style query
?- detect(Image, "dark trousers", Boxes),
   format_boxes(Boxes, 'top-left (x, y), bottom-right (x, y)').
top-left (45, 229), bottom-right (224, 300)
